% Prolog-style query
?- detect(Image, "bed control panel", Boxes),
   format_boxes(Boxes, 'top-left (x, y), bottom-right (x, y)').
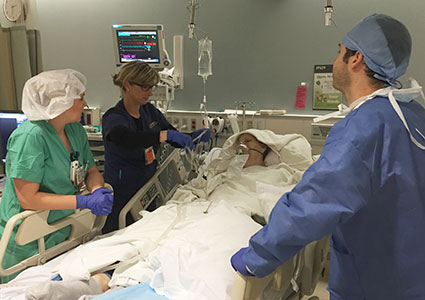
top-left (140, 184), bottom-right (159, 211)
top-left (157, 143), bottom-right (189, 183)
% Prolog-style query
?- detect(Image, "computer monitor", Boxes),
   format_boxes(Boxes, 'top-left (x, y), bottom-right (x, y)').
top-left (112, 24), bottom-right (171, 69)
top-left (0, 111), bottom-right (28, 165)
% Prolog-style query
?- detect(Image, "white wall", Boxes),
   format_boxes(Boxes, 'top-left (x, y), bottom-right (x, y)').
top-left (3, 0), bottom-right (425, 114)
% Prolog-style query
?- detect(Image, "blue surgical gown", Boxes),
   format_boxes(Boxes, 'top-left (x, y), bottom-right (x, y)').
top-left (243, 96), bottom-right (425, 300)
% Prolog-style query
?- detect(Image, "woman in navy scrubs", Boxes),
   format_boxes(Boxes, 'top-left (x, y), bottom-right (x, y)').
top-left (102, 61), bottom-right (209, 233)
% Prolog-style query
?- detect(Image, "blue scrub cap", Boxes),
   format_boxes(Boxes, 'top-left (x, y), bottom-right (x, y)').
top-left (342, 13), bottom-right (412, 87)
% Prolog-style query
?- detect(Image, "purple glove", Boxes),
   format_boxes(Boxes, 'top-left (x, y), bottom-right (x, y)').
top-left (76, 187), bottom-right (113, 216)
top-left (166, 130), bottom-right (194, 150)
top-left (231, 247), bottom-right (254, 276)
top-left (191, 128), bottom-right (211, 143)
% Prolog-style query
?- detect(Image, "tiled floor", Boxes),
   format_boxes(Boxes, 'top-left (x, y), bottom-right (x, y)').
top-left (301, 279), bottom-right (329, 300)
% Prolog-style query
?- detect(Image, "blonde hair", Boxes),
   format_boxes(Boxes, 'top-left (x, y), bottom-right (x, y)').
top-left (112, 61), bottom-right (160, 92)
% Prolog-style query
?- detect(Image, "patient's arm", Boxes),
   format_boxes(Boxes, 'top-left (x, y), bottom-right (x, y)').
top-left (25, 273), bottom-right (111, 299)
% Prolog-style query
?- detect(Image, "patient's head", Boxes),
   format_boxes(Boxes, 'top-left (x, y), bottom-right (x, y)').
top-left (237, 133), bottom-right (269, 168)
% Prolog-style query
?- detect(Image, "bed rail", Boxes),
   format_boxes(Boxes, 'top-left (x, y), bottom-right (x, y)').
top-left (231, 236), bottom-right (330, 300)
top-left (0, 184), bottom-right (111, 277)
top-left (118, 148), bottom-right (190, 229)
top-left (231, 259), bottom-right (296, 300)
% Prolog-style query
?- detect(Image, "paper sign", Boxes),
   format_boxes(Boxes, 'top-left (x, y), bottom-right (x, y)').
top-left (294, 85), bottom-right (308, 109)
top-left (313, 65), bottom-right (342, 110)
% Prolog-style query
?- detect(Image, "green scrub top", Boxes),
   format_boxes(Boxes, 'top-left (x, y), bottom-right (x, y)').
top-left (0, 120), bottom-right (95, 283)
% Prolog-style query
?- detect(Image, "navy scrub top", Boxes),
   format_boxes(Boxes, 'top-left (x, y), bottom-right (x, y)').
top-left (102, 100), bottom-right (173, 193)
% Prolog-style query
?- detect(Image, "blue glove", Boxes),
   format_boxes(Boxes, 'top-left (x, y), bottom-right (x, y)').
top-left (191, 128), bottom-right (211, 143)
top-left (76, 187), bottom-right (113, 216)
top-left (231, 247), bottom-right (254, 276)
top-left (166, 130), bottom-right (194, 150)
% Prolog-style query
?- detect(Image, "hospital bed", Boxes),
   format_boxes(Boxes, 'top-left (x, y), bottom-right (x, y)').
top-left (117, 143), bottom-right (330, 300)
top-left (0, 131), bottom-right (330, 300)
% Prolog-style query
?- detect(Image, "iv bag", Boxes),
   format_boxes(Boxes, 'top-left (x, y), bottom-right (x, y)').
top-left (198, 38), bottom-right (212, 82)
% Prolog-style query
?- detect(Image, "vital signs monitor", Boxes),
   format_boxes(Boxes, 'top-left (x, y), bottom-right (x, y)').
top-left (112, 24), bottom-right (171, 69)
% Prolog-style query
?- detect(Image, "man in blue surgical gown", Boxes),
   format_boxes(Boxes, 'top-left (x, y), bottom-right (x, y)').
top-left (231, 14), bottom-right (425, 300)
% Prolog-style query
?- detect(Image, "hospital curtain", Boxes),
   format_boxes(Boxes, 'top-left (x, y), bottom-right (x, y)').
top-left (0, 25), bottom-right (43, 111)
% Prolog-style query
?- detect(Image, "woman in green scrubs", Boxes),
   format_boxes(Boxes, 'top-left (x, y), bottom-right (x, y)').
top-left (0, 69), bottom-right (113, 283)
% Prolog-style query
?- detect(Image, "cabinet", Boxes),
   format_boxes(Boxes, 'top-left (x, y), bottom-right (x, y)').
top-left (87, 133), bottom-right (104, 173)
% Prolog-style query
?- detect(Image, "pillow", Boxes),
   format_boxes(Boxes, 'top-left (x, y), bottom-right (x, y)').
top-left (263, 150), bottom-right (280, 167)
top-left (256, 182), bottom-right (296, 223)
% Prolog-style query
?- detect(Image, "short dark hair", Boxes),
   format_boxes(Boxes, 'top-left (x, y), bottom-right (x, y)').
top-left (342, 48), bottom-right (384, 87)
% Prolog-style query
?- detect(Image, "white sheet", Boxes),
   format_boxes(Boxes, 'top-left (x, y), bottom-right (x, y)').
top-left (52, 201), bottom-right (261, 300)
top-left (0, 255), bottom-right (65, 300)
top-left (256, 182), bottom-right (296, 223)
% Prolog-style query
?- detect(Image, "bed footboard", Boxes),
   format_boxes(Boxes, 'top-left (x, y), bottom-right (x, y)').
top-left (231, 236), bottom-right (330, 300)
top-left (231, 271), bottom-right (274, 300)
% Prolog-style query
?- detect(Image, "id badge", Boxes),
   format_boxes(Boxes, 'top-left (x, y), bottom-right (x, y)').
top-left (145, 146), bottom-right (156, 165)
top-left (70, 160), bottom-right (79, 184)
top-left (76, 165), bottom-right (86, 190)
top-left (70, 160), bottom-right (87, 191)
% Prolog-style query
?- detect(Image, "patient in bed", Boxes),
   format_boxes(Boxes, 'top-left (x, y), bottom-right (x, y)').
top-left (24, 129), bottom-right (314, 300)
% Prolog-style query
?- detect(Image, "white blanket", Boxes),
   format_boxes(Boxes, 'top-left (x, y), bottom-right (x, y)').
top-left (55, 167), bottom-right (292, 299)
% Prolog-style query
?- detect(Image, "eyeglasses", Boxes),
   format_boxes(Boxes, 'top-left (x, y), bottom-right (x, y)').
top-left (132, 82), bottom-right (157, 91)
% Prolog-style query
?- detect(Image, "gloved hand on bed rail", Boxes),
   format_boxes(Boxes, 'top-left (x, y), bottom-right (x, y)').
top-left (191, 128), bottom-right (211, 143)
top-left (231, 247), bottom-right (255, 277)
top-left (76, 187), bottom-right (113, 216)
top-left (166, 130), bottom-right (195, 150)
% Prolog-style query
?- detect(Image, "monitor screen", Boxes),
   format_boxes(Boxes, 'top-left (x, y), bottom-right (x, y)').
top-left (112, 24), bottom-right (170, 69)
top-left (116, 30), bottom-right (161, 63)
top-left (0, 112), bottom-right (27, 163)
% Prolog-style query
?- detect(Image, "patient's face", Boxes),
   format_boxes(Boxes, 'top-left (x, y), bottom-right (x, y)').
top-left (238, 134), bottom-right (266, 154)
